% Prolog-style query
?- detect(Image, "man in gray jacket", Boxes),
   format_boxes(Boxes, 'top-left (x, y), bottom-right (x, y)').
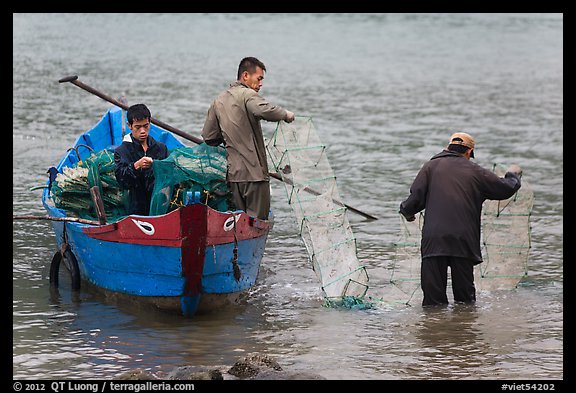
top-left (202, 57), bottom-right (295, 220)
top-left (399, 132), bottom-right (522, 306)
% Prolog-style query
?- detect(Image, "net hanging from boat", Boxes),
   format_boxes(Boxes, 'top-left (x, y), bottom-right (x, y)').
top-left (266, 117), bottom-right (370, 308)
top-left (388, 163), bottom-right (534, 305)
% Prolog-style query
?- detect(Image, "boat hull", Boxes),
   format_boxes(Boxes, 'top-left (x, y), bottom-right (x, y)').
top-left (49, 207), bottom-right (270, 317)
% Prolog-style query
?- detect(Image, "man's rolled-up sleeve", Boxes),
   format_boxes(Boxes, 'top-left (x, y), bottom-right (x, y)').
top-left (246, 94), bottom-right (287, 122)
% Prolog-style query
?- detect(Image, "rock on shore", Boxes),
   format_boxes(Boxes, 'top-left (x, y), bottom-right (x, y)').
top-left (114, 353), bottom-right (326, 380)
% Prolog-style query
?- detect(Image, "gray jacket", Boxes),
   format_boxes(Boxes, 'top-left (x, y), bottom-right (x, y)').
top-left (399, 150), bottom-right (522, 263)
top-left (201, 81), bottom-right (288, 182)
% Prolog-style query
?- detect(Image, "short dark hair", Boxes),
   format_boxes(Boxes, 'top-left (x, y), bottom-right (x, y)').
top-left (237, 57), bottom-right (266, 80)
top-left (127, 104), bottom-right (151, 124)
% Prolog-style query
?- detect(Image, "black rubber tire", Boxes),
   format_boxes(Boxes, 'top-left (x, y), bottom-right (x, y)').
top-left (49, 247), bottom-right (81, 291)
top-left (49, 251), bottom-right (62, 288)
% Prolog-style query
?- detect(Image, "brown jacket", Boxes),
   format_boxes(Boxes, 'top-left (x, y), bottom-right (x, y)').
top-left (201, 81), bottom-right (288, 182)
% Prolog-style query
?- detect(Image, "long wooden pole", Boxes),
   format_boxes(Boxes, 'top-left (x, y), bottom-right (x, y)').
top-left (13, 215), bottom-right (101, 225)
top-left (58, 75), bottom-right (202, 144)
top-left (58, 75), bottom-right (378, 220)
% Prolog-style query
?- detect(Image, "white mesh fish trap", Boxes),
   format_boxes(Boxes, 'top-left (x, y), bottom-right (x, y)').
top-left (389, 214), bottom-right (424, 305)
top-left (266, 117), bottom-right (369, 305)
top-left (475, 163), bottom-right (534, 291)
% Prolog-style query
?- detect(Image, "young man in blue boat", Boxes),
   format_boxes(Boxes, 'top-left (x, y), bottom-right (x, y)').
top-left (201, 56), bottom-right (295, 220)
top-left (399, 132), bottom-right (523, 307)
top-left (114, 103), bottom-right (169, 216)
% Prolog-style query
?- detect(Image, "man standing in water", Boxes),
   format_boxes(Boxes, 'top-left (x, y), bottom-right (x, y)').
top-left (201, 56), bottom-right (295, 220)
top-left (399, 132), bottom-right (522, 306)
top-left (114, 103), bottom-right (169, 216)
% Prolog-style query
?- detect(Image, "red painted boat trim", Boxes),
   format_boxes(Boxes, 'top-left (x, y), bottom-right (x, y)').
top-left (82, 208), bottom-right (184, 247)
top-left (82, 205), bottom-right (273, 247)
top-left (205, 209), bottom-right (272, 245)
top-left (180, 204), bottom-right (207, 296)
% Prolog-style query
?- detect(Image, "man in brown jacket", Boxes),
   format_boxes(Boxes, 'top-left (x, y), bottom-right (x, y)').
top-left (399, 132), bottom-right (522, 306)
top-left (201, 57), bottom-right (295, 220)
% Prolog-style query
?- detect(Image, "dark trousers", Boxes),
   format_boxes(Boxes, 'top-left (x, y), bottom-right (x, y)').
top-left (229, 181), bottom-right (271, 220)
top-left (421, 256), bottom-right (476, 306)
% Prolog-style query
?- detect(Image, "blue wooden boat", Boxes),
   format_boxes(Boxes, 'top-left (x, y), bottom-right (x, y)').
top-left (42, 106), bottom-right (273, 317)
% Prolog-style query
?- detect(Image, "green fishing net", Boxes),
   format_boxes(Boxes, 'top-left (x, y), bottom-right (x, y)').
top-left (149, 144), bottom-right (230, 215)
top-left (323, 295), bottom-right (376, 310)
top-left (51, 143), bottom-right (230, 222)
top-left (51, 149), bottom-right (128, 221)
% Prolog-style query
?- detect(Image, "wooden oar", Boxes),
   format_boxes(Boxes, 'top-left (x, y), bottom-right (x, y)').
top-left (58, 75), bottom-right (378, 221)
top-left (58, 75), bottom-right (202, 144)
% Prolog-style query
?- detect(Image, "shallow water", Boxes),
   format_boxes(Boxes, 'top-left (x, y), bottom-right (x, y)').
top-left (13, 13), bottom-right (562, 380)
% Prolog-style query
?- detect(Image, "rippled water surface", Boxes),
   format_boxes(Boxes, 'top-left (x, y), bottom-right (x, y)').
top-left (13, 13), bottom-right (562, 381)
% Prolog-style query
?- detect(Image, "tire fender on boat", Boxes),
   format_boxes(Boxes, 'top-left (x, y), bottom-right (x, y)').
top-left (49, 246), bottom-right (81, 291)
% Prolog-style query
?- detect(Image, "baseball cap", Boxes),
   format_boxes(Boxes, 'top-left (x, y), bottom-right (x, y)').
top-left (448, 132), bottom-right (475, 158)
